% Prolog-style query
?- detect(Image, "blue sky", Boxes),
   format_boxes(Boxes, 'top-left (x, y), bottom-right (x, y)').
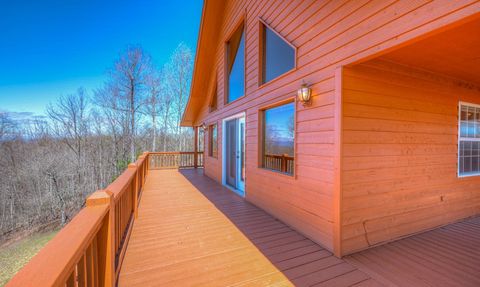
top-left (0, 0), bottom-right (202, 116)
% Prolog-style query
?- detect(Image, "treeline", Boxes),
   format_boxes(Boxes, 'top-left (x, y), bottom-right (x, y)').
top-left (0, 44), bottom-right (194, 239)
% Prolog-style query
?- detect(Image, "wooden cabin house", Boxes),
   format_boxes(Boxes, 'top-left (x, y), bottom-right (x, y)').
top-left (181, 0), bottom-right (480, 257)
top-left (7, 1), bottom-right (480, 286)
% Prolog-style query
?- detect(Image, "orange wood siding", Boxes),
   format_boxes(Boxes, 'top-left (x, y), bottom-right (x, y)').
top-left (194, 0), bottom-right (480, 253)
top-left (340, 59), bottom-right (480, 255)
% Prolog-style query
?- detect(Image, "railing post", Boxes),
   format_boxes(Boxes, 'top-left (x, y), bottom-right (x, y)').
top-left (128, 163), bottom-right (139, 219)
top-left (86, 190), bottom-right (115, 287)
top-left (142, 151), bottom-right (149, 175)
top-left (138, 154), bottom-right (146, 185)
top-left (281, 154), bottom-right (287, 173)
top-left (194, 127), bottom-right (198, 168)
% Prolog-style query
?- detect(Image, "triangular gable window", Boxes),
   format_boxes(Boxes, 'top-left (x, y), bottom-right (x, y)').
top-left (208, 78), bottom-right (217, 112)
top-left (226, 23), bottom-right (245, 103)
top-left (261, 23), bottom-right (295, 84)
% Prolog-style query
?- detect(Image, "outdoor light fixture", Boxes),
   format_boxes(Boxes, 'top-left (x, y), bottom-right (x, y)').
top-left (200, 122), bottom-right (207, 131)
top-left (297, 82), bottom-right (312, 107)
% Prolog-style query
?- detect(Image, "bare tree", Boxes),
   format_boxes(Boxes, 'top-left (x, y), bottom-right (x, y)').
top-left (159, 74), bottom-right (174, 151)
top-left (164, 43), bottom-right (193, 150)
top-left (142, 70), bottom-right (163, 151)
top-left (0, 112), bottom-right (15, 143)
top-left (0, 43), bottom-right (197, 242)
top-left (98, 46), bottom-right (153, 162)
top-left (47, 88), bottom-right (89, 166)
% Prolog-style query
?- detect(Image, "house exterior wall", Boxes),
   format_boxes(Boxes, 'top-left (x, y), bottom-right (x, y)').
top-left (194, 0), bottom-right (480, 254)
top-left (340, 60), bottom-right (480, 255)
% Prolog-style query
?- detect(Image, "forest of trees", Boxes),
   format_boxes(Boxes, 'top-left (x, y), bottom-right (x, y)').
top-left (0, 43), bottom-right (195, 240)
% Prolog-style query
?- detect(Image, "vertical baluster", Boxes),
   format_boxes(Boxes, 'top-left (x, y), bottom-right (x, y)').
top-left (66, 269), bottom-right (75, 287)
top-left (129, 163), bottom-right (138, 218)
top-left (117, 200), bottom-right (120, 252)
top-left (92, 236), bottom-right (99, 287)
top-left (122, 194), bottom-right (125, 237)
top-left (85, 244), bottom-right (93, 287)
top-left (78, 253), bottom-right (87, 287)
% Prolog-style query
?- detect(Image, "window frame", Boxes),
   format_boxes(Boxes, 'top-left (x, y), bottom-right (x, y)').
top-left (224, 18), bottom-right (246, 105)
top-left (208, 123), bottom-right (218, 158)
top-left (258, 98), bottom-right (297, 177)
top-left (258, 18), bottom-right (297, 87)
top-left (458, 101), bottom-right (480, 177)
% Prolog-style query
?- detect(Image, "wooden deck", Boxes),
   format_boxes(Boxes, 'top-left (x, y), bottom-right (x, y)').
top-left (118, 169), bottom-right (378, 286)
top-left (118, 169), bottom-right (480, 286)
top-left (345, 216), bottom-right (480, 287)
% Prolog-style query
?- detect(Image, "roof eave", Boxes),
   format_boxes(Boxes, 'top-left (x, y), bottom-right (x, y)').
top-left (181, 0), bottom-right (224, 127)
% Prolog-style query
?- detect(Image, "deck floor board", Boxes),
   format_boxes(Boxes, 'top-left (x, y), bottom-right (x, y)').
top-left (118, 169), bottom-right (480, 286)
top-left (118, 169), bottom-right (373, 286)
top-left (345, 216), bottom-right (480, 287)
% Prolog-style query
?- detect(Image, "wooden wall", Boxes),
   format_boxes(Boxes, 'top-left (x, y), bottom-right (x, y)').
top-left (195, 0), bottom-right (480, 253)
top-left (341, 59), bottom-right (480, 255)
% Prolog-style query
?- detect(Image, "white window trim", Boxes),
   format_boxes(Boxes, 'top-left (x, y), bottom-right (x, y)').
top-left (457, 101), bottom-right (480, 178)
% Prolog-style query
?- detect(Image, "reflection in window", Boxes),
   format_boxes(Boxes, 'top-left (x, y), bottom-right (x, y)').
top-left (262, 24), bottom-right (295, 84)
top-left (227, 24), bottom-right (245, 103)
top-left (209, 124), bottom-right (218, 158)
top-left (209, 79), bottom-right (217, 112)
top-left (459, 103), bottom-right (480, 176)
top-left (262, 102), bottom-right (295, 175)
top-left (198, 128), bottom-right (204, 152)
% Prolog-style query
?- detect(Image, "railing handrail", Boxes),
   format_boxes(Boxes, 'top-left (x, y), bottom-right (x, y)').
top-left (148, 151), bottom-right (204, 169)
top-left (107, 167), bottom-right (136, 203)
top-left (6, 150), bottom-right (204, 287)
top-left (264, 153), bottom-right (294, 160)
top-left (7, 153), bottom-right (150, 287)
top-left (263, 153), bottom-right (294, 174)
top-left (6, 204), bottom-right (109, 286)
top-left (148, 151), bottom-right (204, 154)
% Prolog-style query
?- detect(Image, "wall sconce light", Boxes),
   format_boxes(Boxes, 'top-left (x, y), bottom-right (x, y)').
top-left (200, 122), bottom-right (207, 131)
top-left (297, 82), bottom-right (312, 107)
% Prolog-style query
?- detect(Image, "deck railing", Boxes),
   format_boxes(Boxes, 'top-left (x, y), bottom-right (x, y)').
top-left (264, 153), bottom-right (294, 174)
top-left (6, 151), bottom-right (194, 287)
top-left (149, 151), bottom-right (204, 169)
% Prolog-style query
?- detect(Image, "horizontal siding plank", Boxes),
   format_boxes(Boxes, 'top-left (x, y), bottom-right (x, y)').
top-left (341, 61), bottom-right (480, 254)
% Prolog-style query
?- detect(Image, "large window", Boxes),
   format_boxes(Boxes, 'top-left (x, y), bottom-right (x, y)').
top-left (226, 23), bottom-right (245, 103)
top-left (459, 102), bottom-right (480, 176)
top-left (261, 23), bottom-right (295, 84)
top-left (209, 79), bottom-right (217, 112)
top-left (198, 128), bottom-right (204, 153)
top-left (209, 124), bottom-right (218, 158)
top-left (262, 102), bottom-right (295, 175)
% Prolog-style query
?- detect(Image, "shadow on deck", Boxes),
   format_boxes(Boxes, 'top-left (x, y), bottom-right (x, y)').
top-left (118, 169), bottom-right (480, 287)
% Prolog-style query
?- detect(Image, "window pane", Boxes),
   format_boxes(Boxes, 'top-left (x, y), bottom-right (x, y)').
top-left (209, 124), bottom-right (218, 158)
top-left (468, 107), bottom-right (475, 121)
top-left (472, 156), bottom-right (479, 173)
top-left (460, 121), bottom-right (468, 137)
top-left (458, 103), bottom-right (480, 176)
top-left (468, 123), bottom-right (475, 137)
top-left (263, 102), bottom-right (295, 175)
top-left (212, 125), bottom-right (217, 157)
top-left (472, 142), bottom-right (479, 156)
top-left (198, 129), bottom-right (204, 152)
top-left (209, 82), bottom-right (217, 112)
top-left (459, 140), bottom-right (480, 176)
top-left (461, 106), bottom-right (468, 121)
top-left (228, 28), bottom-right (245, 103)
top-left (263, 26), bottom-right (295, 83)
